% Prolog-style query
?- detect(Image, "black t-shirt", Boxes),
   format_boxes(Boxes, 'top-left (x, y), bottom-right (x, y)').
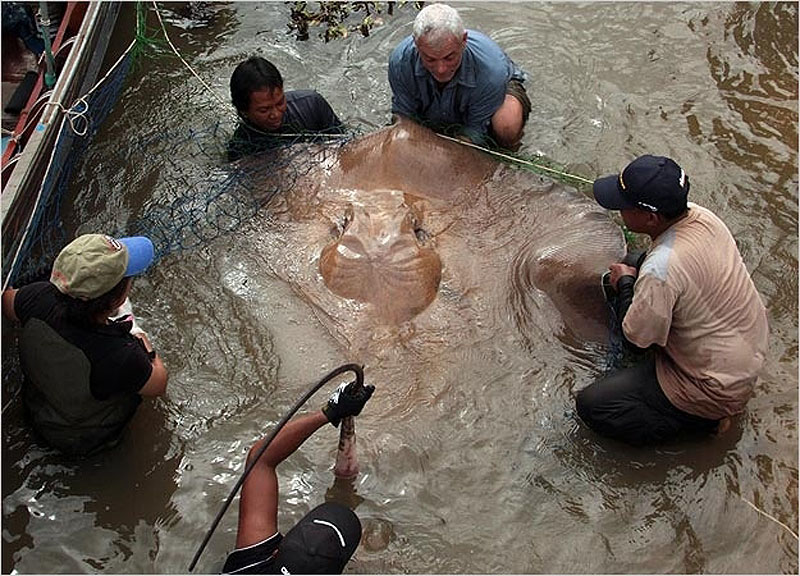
top-left (227, 89), bottom-right (344, 162)
top-left (14, 282), bottom-right (153, 400)
top-left (222, 533), bottom-right (283, 574)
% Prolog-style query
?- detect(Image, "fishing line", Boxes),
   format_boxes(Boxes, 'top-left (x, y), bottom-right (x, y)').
top-left (187, 362), bottom-right (364, 572)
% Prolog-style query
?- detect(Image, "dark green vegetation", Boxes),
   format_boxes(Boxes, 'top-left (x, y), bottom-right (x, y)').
top-left (286, 1), bottom-right (424, 41)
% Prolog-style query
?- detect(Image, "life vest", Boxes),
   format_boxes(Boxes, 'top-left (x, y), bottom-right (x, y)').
top-left (19, 318), bottom-right (141, 455)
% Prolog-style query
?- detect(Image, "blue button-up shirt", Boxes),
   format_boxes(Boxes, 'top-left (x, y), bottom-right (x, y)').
top-left (388, 30), bottom-right (526, 144)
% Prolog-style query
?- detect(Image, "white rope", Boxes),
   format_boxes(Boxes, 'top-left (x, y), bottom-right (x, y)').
top-left (80, 37), bottom-right (137, 102)
top-left (0, 155), bottom-right (22, 174)
top-left (6, 90), bottom-right (56, 143)
top-left (1, 34), bottom-right (139, 289)
top-left (1, 387), bottom-right (21, 415)
top-left (2, 113), bottom-right (68, 292)
top-left (150, 1), bottom-right (231, 110)
top-left (741, 496), bottom-right (799, 540)
top-left (45, 96), bottom-right (91, 137)
top-left (53, 35), bottom-right (78, 58)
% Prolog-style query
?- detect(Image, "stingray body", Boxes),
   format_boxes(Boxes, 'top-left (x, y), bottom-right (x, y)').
top-left (243, 119), bottom-right (625, 358)
top-left (314, 120), bottom-right (623, 342)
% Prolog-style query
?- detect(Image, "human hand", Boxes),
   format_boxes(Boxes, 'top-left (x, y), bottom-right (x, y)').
top-left (133, 331), bottom-right (156, 358)
top-left (109, 297), bottom-right (145, 335)
top-left (109, 297), bottom-right (132, 321)
top-left (322, 380), bottom-right (375, 427)
top-left (608, 263), bottom-right (638, 289)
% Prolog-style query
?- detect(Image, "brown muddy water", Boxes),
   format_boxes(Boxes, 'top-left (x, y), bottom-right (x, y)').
top-left (2, 2), bottom-right (797, 574)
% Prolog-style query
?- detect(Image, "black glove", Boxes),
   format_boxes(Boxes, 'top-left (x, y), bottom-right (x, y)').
top-left (622, 250), bottom-right (647, 270)
top-left (322, 380), bottom-right (375, 427)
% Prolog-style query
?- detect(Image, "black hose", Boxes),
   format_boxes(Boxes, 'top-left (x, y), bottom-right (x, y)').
top-left (188, 363), bottom-right (364, 572)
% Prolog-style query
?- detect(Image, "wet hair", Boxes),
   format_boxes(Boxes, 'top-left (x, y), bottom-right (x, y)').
top-left (62, 277), bottom-right (132, 327)
top-left (412, 3), bottom-right (465, 47)
top-left (230, 56), bottom-right (284, 114)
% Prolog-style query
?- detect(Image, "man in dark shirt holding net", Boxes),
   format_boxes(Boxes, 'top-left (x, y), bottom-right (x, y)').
top-left (227, 56), bottom-right (344, 162)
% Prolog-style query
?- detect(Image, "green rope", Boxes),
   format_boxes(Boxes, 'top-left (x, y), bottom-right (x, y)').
top-left (434, 133), bottom-right (594, 187)
top-left (433, 133), bottom-right (648, 251)
top-left (130, 1), bottom-right (166, 67)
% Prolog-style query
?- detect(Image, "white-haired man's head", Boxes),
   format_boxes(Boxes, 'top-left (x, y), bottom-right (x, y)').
top-left (412, 3), bottom-right (465, 45)
top-left (412, 4), bottom-right (467, 84)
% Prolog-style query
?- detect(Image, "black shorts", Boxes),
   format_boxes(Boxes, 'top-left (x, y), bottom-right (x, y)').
top-left (576, 355), bottom-right (719, 446)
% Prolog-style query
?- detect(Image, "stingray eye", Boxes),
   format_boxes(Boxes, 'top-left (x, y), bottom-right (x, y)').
top-left (411, 207), bottom-right (426, 232)
top-left (342, 205), bottom-right (354, 229)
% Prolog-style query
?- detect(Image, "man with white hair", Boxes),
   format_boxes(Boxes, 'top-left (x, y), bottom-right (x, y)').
top-left (388, 3), bottom-right (530, 150)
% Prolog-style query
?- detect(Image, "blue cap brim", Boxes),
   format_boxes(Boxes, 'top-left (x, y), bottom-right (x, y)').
top-left (593, 174), bottom-right (636, 211)
top-left (120, 236), bottom-right (154, 277)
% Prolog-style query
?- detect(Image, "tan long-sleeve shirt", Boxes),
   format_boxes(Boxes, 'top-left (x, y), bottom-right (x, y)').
top-left (623, 203), bottom-right (769, 419)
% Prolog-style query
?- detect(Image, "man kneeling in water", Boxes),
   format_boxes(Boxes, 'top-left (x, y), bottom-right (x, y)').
top-left (227, 56), bottom-right (344, 162)
top-left (576, 155), bottom-right (769, 446)
top-left (222, 380), bottom-right (374, 574)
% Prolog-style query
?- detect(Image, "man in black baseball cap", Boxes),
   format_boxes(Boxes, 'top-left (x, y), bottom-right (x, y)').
top-left (222, 380), bottom-right (374, 574)
top-left (576, 155), bottom-right (769, 446)
top-left (592, 154), bottom-right (689, 217)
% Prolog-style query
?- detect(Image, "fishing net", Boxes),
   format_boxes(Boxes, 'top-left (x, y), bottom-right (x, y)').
top-left (2, 1), bottom-right (629, 414)
top-left (2, 36), bottom-right (132, 289)
top-left (2, 2), bottom-right (368, 288)
top-left (4, 1), bottom-right (601, 290)
top-left (123, 127), bottom-right (355, 263)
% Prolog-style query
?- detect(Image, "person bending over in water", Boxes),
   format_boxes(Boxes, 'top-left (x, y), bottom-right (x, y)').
top-left (227, 56), bottom-right (344, 161)
top-left (2, 233), bottom-right (167, 455)
top-left (388, 3), bottom-right (531, 150)
top-left (222, 380), bottom-right (374, 574)
top-left (576, 155), bottom-right (769, 446)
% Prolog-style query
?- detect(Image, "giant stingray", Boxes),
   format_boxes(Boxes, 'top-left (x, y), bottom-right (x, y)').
top-left (227, 119), bottom-right (625, 378)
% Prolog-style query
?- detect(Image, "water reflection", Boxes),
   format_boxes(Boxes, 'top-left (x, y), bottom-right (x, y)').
top-left (3, 400), bottom-right (180, 572)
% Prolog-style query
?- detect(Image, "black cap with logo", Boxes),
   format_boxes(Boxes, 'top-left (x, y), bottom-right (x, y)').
top-left (593, 155), bottom-right (690, 215)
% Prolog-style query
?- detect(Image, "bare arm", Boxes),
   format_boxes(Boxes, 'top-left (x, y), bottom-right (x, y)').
top-left (235, 410), bottom-right (330, 548)
top-left (134, 332), bottom-right (168, 396)
top-left (2, 288), bottom-right (19, 322)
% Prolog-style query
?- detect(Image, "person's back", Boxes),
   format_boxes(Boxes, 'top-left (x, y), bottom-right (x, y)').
top-left (627, 203), bottom-right (769, 419)
top-left (577, 155), bottom-right (769, 445)
top-left (15, 281), bottom-right (146, 454)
